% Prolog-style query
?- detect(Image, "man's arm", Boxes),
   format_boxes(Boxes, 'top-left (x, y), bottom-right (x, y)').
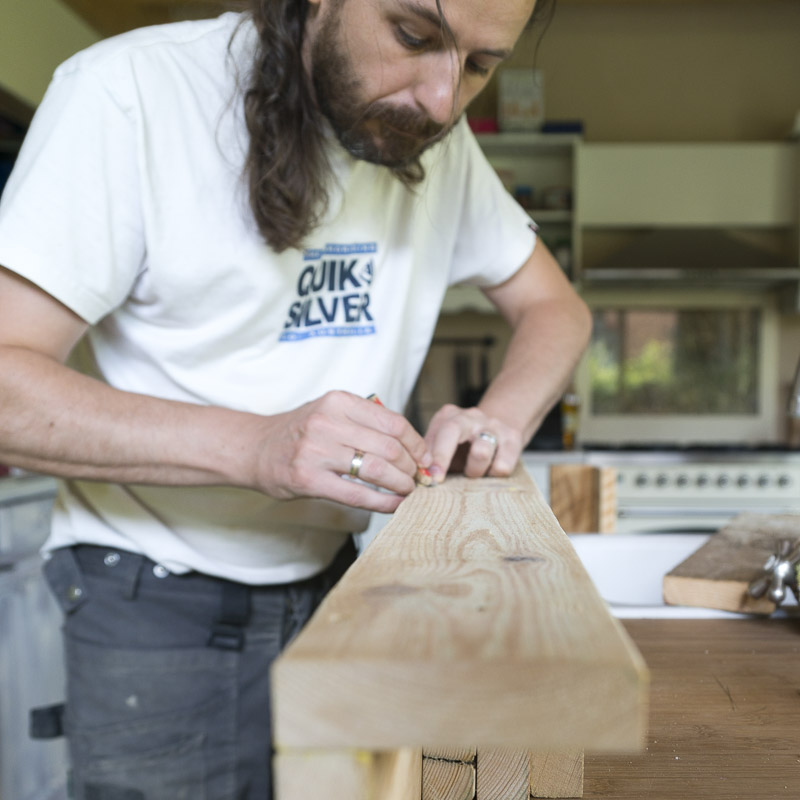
top-left (0, 267), bottom-right (430, 512)
top-left (424, 241), bottom-right (592, 481)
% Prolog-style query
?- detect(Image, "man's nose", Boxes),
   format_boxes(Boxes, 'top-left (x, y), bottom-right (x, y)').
top-left (413, 57), bottom-right (461, 126)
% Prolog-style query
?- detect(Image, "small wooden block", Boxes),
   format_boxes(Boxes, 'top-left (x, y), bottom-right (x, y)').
top-left (422, 746), bottom-right (476, 763)
top-left (422, 756), bottom-right (476, 800)
top-left (663, 512), bottom-right (800, 614)
top-left (274, 748), bottom-right (422, 800)
top-left (549, 466), bottom-right (617, 534)
top-left (530, 751), bottom-right (584, 798)
top-left (476, 747), bottom-right (530, 800)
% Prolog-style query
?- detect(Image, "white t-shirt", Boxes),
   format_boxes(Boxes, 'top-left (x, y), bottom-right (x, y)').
top-left (0, 13), bottom-right (537, 584)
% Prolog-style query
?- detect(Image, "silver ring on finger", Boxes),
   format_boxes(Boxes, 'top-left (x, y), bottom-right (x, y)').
top-left (349, 450), bottom-right (365, 478)
top-left (478, 431), bottom-right (498, 449)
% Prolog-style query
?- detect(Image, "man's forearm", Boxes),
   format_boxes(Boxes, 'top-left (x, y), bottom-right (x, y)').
top-left (477, 296), bottom-right (592, 443)
top-left (0, 346), bottom-right (262, 487)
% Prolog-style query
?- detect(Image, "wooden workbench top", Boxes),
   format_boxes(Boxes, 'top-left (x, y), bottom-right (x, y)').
top-left (586, 619), bottom-right (800, 799)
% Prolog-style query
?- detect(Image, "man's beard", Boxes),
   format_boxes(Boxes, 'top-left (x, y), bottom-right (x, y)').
top-left (310, 11), bottom-right (454, 170)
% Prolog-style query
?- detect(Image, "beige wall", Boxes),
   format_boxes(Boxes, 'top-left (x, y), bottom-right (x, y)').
top-left (472, 0), bottom-right (800, 142)
top-left (0, 0), bottom-right (99, 108)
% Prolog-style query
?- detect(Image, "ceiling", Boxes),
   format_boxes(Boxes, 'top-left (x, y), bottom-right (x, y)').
top-left (61, 0), bottom-right (240, 37)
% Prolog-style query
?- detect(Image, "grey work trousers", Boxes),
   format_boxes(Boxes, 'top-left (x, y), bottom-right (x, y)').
top-left (43, 539), bottom-right (356, 800)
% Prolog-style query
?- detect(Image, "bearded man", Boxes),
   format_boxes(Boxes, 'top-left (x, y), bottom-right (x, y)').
top-left (0, 0), bottom-right (590, 797)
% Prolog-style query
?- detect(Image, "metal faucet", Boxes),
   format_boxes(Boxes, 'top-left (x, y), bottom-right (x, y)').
top-left (748, 539), bottom-right (800, 606)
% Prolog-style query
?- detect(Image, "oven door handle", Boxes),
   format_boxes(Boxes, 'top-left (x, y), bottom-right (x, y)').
top-left (618, 507), bottom-right (746, 519)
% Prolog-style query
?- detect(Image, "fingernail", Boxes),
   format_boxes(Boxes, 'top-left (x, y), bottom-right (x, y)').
top-left (429, 465), bottom-right (445, 484)
top-left (367, 393), bottom-right (384, 407)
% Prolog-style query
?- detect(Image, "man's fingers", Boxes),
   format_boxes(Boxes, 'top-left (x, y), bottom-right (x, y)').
top-left (345, 393), bottom-right (432, 470)
top-left (425, 405), bottom-right (523, 481)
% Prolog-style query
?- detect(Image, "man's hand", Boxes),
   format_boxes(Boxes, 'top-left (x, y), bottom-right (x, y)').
top-left (253, 391), bottom-right (432, 512)
top-left (424, 403), bottom-right (523, 483)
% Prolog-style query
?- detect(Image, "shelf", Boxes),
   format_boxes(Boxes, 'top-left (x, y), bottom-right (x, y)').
top-left (530, 209), bottom-right (572, 224)
top-left (581, 267), bottom-right (800, 288)
top-left (475, 132), bottom-right (581, 153)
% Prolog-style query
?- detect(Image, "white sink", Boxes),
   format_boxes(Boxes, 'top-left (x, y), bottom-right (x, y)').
top-left (567, 533), bottom-right (792, 619)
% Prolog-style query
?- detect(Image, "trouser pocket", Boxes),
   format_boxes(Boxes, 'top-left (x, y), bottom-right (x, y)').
top-left (64, 635), bottom-right (238, 800)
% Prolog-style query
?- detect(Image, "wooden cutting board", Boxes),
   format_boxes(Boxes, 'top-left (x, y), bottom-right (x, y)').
top-left (662, 512), bottom-right (800, 614)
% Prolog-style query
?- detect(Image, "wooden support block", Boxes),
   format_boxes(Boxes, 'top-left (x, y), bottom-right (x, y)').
top-left (422, 746), bottom-right (476, 763)
top-left (476, 747), bottom-right (530, 800)
top-left (272, 466), bottom-right (647, 753)
top-left (663, 512), bottom-right (800, 614)
top-left (549, 465), bottom-right (617, 534)
top-left (274, 748), bottom-right (421, 800)
top-left (422, 756), bottom-right (475, 800)
top-left (530, 751), bottom-right (584, 798)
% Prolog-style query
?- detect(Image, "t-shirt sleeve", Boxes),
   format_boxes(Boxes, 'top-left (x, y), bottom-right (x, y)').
top-left (444, 121), bottom-right (537, 288)
top-left (0, 59), bottom-right (145, 324)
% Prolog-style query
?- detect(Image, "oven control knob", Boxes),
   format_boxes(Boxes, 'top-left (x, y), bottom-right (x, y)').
top-left (696, 474), bottom-right (709, 487)
top-left (737, 475), bottom-right (750, 488)
top-left (717, 474), bottom-right (730, 487)
top-left (635, 473), bottom-right (649, 487)
top-left (676, 474), bottom-right (689, 487)
top-left (777, 474), bottom-right (792, 488)
top-left (656, 473), bottom-right (669, 487)
top-left (757, 474), bottom-right (770, 488)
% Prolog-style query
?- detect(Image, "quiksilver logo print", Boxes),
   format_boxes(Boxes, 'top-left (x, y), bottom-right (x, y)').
top-left (280, 242), bottom-right (377, 342)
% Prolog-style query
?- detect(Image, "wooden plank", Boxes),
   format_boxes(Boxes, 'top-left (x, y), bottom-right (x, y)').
top-left (586, 620), bottom-right (800, 799)
top-left (530, 751), bottom-right (584, 798)
top-left (663, 512), bottom-right (800, 614)
top-left (475, 747), bottom-right (529, 800)
top-left (272, 466), bottom-right (648, 751)
top-left (422, 757), bottom-right (475, 800)
top-left (274, 748), bottom-right (421, 800)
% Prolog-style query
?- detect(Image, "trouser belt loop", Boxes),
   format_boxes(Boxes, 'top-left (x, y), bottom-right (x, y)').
top-left (208, 580), bottom-right (250, 651)
top-left (117, 553), bottom-right (145, 601)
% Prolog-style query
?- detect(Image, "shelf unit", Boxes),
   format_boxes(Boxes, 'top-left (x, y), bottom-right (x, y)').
top-left (445, 135), bottom-right (800, 313)
top-left (441, 132), bottom-right (581, 313)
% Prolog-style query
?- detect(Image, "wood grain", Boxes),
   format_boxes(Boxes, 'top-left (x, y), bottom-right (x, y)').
top-left (663, 512), bottom-right (800, 614)
top-left (585, 619), bottom-right (800, 799)
top-left (475, 747), bottom-right (530, 800)
top-left (274, 748), bottom-right (421, 800)
top-left (530, 751), bottom-right (584, 798)
top-left (549, 465), bottom-right (617, 534)
top-left (422, 757), bottom-right (475, 800)
top-left (272, 466), bottom-right (648, 751)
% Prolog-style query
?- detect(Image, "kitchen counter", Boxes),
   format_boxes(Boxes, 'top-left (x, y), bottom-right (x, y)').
top-left (585, 619), bottom-right (800, 799)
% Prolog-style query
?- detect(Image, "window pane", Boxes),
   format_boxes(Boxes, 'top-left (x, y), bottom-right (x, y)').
top-left (588, 308), bottom-right (760, 415)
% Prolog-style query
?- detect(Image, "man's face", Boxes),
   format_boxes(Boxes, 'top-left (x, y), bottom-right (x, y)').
top-left (306, 0), bottom-right (536, 168)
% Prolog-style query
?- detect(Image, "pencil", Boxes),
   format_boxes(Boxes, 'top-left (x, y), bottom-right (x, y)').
top-left (367, 393), bottom-right (433, 487)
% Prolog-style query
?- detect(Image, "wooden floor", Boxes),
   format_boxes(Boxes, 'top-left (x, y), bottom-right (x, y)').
top-left (585, 619), bottom-right (800, 799)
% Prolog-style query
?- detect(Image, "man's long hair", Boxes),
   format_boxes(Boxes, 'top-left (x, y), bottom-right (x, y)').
top-left (241, 0), bottom-right (556, 254)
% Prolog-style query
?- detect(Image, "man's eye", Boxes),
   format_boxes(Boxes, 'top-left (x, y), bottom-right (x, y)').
top-left (465, 59), bottom-right (490, 78)
top-left (396, 26), bottom-right (427, 50)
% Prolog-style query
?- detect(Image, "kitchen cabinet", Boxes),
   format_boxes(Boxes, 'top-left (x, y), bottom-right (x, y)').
top-left (574, 143), bottom-right (800, 302)
top-left (0, 477), bottom-right (67, 800)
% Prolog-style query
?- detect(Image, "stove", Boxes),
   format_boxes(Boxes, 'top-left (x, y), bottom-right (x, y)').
top-left (524, 449), bottom-right (800, 535)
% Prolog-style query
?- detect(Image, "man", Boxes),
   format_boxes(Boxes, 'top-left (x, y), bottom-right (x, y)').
top-left (0, 0), bottom-right (590, 797)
